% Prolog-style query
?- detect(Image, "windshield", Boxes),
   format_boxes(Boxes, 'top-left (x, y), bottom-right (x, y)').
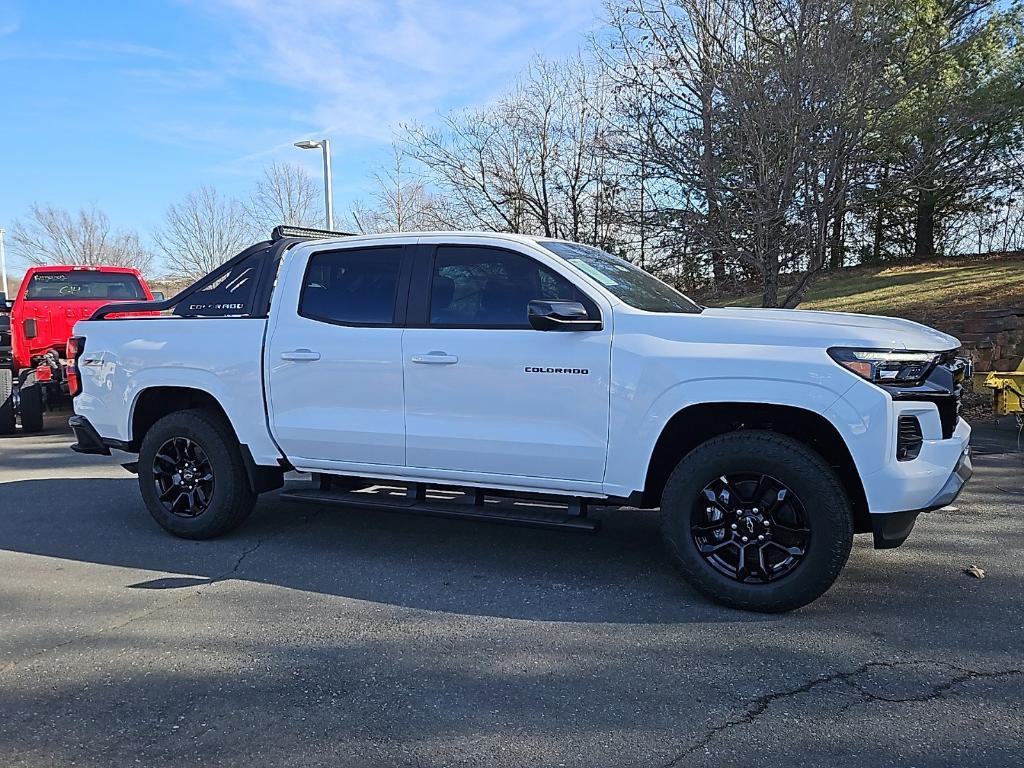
top-left (540, 241), bottom-right (702, 314)
top-left (26, 271), bottom-right (146, 301)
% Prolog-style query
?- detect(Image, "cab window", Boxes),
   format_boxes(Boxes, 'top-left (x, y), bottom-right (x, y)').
top-left (300, 247), bottom-right (404, 326)
top-left (429, 246), bottom-right (595, 328)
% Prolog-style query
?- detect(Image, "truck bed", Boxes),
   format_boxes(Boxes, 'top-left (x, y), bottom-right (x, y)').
top-left (72, 317), bottom-right (282, 464)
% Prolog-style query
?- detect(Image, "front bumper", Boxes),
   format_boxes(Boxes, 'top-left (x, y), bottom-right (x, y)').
top-left (871, 444), bottom-right (973, 549)
top-left (859, 410), bottom-right (972, 514)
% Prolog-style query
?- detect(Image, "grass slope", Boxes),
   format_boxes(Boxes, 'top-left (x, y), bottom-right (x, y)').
top-left (706, 256), bottom-right (1024, 327)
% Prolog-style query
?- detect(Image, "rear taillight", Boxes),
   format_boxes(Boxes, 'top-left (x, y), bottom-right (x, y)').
top-left (67, 335), bottom-right (86, 398)
top-left (66, 336), bottom-right (84, 360)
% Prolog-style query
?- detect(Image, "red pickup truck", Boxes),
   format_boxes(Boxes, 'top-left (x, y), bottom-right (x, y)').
top-left (0, 265), bottom-right (155, 434)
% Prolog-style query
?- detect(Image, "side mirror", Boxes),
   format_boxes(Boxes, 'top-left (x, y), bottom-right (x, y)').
top-left (528, 300), bottom-right (602, 332)
top-left (151, 291), bottom-right (165, 301)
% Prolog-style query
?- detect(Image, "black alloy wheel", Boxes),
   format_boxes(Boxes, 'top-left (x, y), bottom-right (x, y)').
top-left (138, 409), bottom-right (256, 539)
top-left (152, 436), bottom-right (216, 518)
top-left (660, 430), bottom-right (854, 612)
top-left (691, 473), bottom-right (810, 584)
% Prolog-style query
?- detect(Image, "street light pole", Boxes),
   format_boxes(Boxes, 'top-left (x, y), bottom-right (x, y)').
top-left (294, 138), bottom-right (334, 231)
top-left (321, 139), bottom-right (334, 231)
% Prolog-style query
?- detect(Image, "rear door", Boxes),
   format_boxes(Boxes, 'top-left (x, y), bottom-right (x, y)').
top-left (266, 242), bottom-right (413, 467)
top-left (402, 242), bottom-right (613, 483)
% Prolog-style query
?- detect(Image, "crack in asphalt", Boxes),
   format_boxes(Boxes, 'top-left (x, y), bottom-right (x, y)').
top-left (660, 660), bottom-right (1024, 767)
top-left (847, 664), bottom-right (1024, 704)
top-left (0, 508), bottom-right (321, 679)
top-left (210, 535), bottom-right (268, 584)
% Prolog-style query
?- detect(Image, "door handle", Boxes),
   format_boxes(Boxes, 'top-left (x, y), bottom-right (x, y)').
top-left (411, 352), bottom-right (459, 365)
top-left (280, 349), bottom-right (321, 362)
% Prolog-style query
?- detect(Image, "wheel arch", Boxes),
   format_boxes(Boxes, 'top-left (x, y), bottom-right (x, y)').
top-left (130, 385), bottom-right (229, 450)
top-left (129, 386), bottom-right (285, 494)
top-left (642, 402), bottom-right (869, 533)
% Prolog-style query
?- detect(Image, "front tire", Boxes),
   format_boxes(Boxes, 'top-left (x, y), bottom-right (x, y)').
top-left (661, 430), bottom-right (854, 613)
top-left (138, 409), bottom-right (256, 539)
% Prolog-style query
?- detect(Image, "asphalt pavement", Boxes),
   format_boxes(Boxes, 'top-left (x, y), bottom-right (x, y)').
top-left (0, 411), bottom-right (1021, 767)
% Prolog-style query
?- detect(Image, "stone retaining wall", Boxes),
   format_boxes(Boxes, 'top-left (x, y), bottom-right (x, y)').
top-left (945, 308), bottom-right (1024, 372)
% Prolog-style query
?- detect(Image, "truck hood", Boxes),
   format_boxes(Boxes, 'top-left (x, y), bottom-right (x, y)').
top-left (687, 307), bottom-right (960, 351)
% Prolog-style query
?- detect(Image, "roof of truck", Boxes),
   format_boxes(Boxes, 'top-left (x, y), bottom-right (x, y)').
top-left (24, 264), bottom-right (144, 275)
top-left (293, 231), bottom-right (559, 249)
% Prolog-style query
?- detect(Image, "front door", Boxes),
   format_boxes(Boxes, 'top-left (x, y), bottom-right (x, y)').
top-left (266, 244), bottom-right (411, 467)
top-left (403, 244), bottom-right (612, 482)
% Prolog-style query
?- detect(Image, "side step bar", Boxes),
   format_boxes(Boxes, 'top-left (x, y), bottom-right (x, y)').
top-left (280, 478), bottom-right (600, 533)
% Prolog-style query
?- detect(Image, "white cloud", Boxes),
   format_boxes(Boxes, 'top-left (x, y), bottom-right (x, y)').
top-left (73, 40), bottom-right (177, 60)
top-left (198, 0), bottom-right (602, 144)
top-left (0, 0), bottom-right (18, 37)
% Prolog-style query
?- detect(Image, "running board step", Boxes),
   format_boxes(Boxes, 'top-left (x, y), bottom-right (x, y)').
top-left (280, 481), bottom-right (600, 533)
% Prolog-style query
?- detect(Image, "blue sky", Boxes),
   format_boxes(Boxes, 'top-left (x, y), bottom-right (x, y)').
top-left (0, 0), bottom-right (603, 258)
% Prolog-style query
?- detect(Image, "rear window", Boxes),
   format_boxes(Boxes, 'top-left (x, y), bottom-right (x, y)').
top-left (300, 246), bottom-right (405, 326)
top-left (26, 271), bottom-right (146, 301)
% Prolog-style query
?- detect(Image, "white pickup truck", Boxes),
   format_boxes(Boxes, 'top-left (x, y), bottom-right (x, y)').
top-left (68, 228), bottom-right (972, 612)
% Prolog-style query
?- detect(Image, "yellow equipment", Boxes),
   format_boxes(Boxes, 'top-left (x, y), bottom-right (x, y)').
top-left (983, 362), bottom-right (1024, 417)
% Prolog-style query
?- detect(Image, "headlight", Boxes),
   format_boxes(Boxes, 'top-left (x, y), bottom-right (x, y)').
top-left (828, 348), bottom-right (941, 386)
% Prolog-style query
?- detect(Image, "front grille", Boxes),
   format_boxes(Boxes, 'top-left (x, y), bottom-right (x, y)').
top-left (887, 354), bottom-right (965, 440)
top-left (937, 354), bottom-right (965, 438)
top-left (897, 416), bottom-right (924, 461)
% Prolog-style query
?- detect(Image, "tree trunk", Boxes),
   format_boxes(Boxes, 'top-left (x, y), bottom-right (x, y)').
top-left (700, 85), bottom-right (726, 290)
top-left (872, 202), bottom-right (884, 262)
top-left (761, 240), bottom-right (780, 307)
top-left (913, 190), bottom-right (936, 258)
top-left (762, 268), bottom-right (779, 308)
top-left (710, 237), bottom-right (726, 288)
top-left (829, 210), bottom-right (845, 270)
top-left (871, 165), bottom-right (889, 262)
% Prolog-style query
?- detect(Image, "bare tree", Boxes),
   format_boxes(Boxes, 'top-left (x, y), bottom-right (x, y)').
top-left (153, 187), bottom-right (251, 279)
top-left (9, 204), bottom-right (153, 273)
top-left (601, 0), bottom-right (737, 288)
top-left (404, 56), bottom-right (617, 244)
top-left (348, 144), bottom-right (455, 234)
top-left (604, 0), bottom-right (893, 306)
top-left (245, 162), bottom-right (321, 235)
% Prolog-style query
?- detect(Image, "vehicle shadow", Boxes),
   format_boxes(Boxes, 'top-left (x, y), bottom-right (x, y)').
top-left (0, 406), bottom-right (75, 440)
top-left (2, 456), bottom-right (1021, 631)
top-left (0, 475), bottom-right (740, 625)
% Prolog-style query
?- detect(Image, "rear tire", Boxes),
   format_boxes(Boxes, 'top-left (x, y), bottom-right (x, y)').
top-left (18, 376), bottom-right (44, 433)
top-left (0, 369), bottom-right (15, 435)
top-left (660, 430), bottom-right (854, 613)
top-left (138, 408), bottom-right (256, 539)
